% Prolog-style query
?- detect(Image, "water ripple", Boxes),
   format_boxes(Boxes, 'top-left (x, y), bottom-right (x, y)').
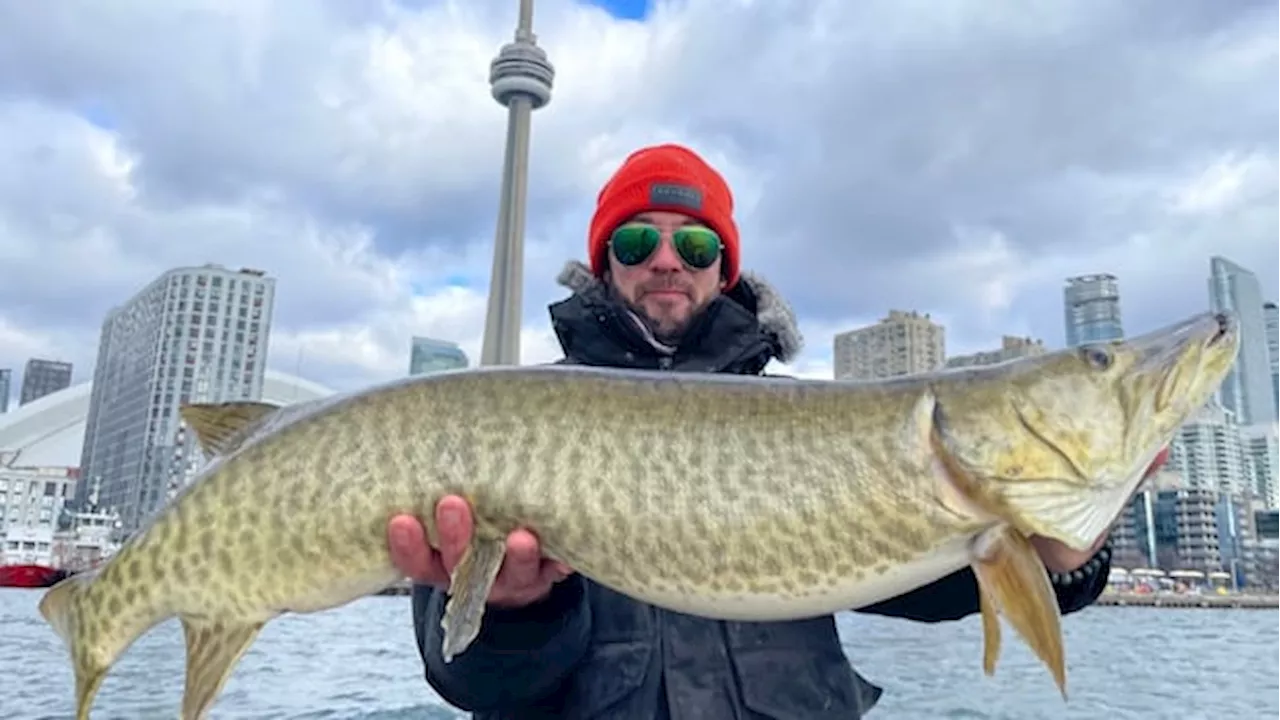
top-left (4, 589), bottom-right (1276, 719)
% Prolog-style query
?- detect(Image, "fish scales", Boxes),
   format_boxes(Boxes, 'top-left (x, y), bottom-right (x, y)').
top-left (92, 370), bottom-right (967, 634)
top-left (433, 370), bottom-right (969, 610)
top-left (39, 310), bottom-right (1241, 719)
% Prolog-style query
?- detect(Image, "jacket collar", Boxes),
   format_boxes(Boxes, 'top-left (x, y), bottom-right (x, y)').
top-left (547, 260), bottom-right (802, 373)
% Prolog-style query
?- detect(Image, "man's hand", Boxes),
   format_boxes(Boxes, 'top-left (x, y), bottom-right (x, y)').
top-left (1031, 446), bottom-right (1170, 574)
top-left (387, 495), bottom-right (574, 609)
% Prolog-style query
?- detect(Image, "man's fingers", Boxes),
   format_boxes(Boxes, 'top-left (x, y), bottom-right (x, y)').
top-left (387, 514), bottom-right (441, 582)
top-left (497, 529), bottom-right (543, 589)
top-left (426, 500), bottom-right (568, 604)
top-left (541, 560), bottom-right (573, 585)
top-left (435, 495), bottom-right (473, 573)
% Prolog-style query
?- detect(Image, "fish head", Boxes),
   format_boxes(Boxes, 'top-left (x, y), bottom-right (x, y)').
top-left (933, 311), bottom-right (1240, 551)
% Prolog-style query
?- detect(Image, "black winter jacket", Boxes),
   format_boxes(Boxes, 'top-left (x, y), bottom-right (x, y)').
top-left (412, 261), bottom-right (1110, 719)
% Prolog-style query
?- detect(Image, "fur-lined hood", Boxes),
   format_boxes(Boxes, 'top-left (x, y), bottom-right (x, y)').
top-left (553, 260), bottom-right (803, 364)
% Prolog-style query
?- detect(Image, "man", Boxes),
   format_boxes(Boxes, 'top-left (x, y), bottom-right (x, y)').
top-left (386, 143), bottom-right (1131, 718)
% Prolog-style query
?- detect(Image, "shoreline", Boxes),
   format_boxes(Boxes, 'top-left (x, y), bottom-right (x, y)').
top-left (1095, 592), bottom-right (1278, 609)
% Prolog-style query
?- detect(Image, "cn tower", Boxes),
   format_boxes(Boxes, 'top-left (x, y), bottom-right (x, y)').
top-left (479, 0), bottom-right (555, 367)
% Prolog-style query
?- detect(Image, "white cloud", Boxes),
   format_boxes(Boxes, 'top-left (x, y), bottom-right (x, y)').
top-left (1168, 151), bottom-right (1276, 217)
top-left (0, 0), bottom-right (1275, 408)
top-left (0, 317), bottom-right (60, 362)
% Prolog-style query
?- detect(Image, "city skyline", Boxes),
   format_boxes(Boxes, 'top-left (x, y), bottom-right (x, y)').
top-left (1063, 273), bottom-right (1124, 348)
top-left (1210, 257), bottom-right (1278, 426)
top-left (27, 250), bottom-right (1270, 530)
top-left (3, 252), bottom-right (1276, 403)
top-left (409, 335), bottom-right (470, 376)
top-left (0, 2), bottom-right (1275, 396)
top-left (0, 10), bottom-right (1274, 715)
top-left (4, 254), bottom-right (1275, 561)
top-left (76, 264), bottom-right (276, 533)
top-left (0, 358), bottom-right (76, 413)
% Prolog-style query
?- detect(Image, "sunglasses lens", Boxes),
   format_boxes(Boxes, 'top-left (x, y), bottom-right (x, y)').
top-left (610, 224), bottom-right (661, 265)
top-left (610, 223), bottom-right (723, 269)
top-left (673, 227), bottom-right (722, 269)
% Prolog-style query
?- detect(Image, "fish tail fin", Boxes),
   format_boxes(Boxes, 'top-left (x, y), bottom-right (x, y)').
top-left (39, 569), bottom-right (114, 720)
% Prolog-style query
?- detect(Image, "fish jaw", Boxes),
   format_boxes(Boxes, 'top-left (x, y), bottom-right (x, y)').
top-left (929, 311), bottom-right (1242, 552)
top-left (988, 438), bottom-right (1167, 551)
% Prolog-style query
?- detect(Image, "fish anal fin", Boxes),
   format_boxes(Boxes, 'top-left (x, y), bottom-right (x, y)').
top-left (439, 537), bottom-right (507, 663)
top-left (970, 525), bottom-right (1067, 699)
top-left (179, 401), bottom-right (279, 457)
top-left (180, 617), bottom-right (265, 720)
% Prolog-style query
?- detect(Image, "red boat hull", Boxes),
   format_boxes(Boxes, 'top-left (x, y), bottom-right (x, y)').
top-left (0, 564), bottom-right (70, 588)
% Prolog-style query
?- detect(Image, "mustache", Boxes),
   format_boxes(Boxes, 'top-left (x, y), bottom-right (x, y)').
top-left (639, 278), bottom-right (693, 295)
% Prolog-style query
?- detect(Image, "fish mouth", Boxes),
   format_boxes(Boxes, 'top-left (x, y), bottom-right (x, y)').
top-left (1138, 311), bottom-right (1237, 358)
top-left (986, 312), bottom-right (1240, 551)
top-left (1114, 311), bottom-right (1240, 519)
top-left (1207, 312), bottom-right (1236, 347)
top-left (1136, 310), bottom-right (1239, 444)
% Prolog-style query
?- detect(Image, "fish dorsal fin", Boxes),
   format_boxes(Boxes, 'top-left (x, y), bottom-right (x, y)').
top-left (179, 401), bottom-right (280, 457)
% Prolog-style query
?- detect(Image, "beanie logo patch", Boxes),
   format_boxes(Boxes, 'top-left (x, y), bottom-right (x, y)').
top-left (649, 183), bottom-right (703, 211)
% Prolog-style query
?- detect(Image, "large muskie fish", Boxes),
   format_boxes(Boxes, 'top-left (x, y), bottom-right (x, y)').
top-left (41, 311), bottom-right (1239, 719)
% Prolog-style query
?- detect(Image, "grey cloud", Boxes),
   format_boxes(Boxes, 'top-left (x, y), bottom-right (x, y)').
top-left (0, 0), bottom-right (1276, 392)
top-left (0, 127), bottom-right (415, 351)
top-left (0, 1), bottom-right (564, 268)
top-left (0, 0), bottom-right (599, 261)
top-left (626, 0), bottom-right (1278, 350)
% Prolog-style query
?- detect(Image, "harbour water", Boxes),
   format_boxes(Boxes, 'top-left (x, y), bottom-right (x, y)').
top-left (4, 588), bottom-right (1277, 719)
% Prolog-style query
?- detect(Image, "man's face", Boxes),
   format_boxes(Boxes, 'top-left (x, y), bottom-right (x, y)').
top-left (606, 210), bottom-right (725, 343)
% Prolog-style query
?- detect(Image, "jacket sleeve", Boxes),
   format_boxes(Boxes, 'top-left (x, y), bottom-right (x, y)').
top-left (414, 574), bottom-right (593, 711)
top-left (854, 541), bottom-right (1112, 623)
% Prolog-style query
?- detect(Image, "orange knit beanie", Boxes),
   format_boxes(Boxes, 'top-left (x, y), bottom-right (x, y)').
top-left (587, 143), bottom-right (741, 289)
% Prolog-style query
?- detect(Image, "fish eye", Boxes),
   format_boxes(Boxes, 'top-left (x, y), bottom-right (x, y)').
top-left (1080, 346), bottom-right (1112, 370)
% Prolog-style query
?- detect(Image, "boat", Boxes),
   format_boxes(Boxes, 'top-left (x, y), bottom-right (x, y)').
top-left (0, 472), bottom-right (119, 588)
top-left (0, 563), bottom-right (72, 588)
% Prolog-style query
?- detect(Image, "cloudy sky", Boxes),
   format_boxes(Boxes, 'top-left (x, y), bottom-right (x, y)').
top-left (0, 0), bottom-right (1275, 405)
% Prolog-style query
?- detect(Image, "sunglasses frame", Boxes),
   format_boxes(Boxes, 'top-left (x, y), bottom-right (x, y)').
top-left (608, 222), bottom-right (724, 271)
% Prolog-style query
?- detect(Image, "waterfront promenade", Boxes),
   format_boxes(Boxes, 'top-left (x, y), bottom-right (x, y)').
top-left (1095, 591), bottom-right (1278, 609)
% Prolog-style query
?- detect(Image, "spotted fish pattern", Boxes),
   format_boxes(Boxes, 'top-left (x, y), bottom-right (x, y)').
top-left (37, 310), bottom-right (1240, 719)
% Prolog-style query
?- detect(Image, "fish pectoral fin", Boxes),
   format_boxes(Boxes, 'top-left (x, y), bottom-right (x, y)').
top-left (180, 617), bottom-right (265, 720)
top-left (978, 585), bottom-right (1002, 677)
top-left (179, 401), bottom-right (279, 457)
top-left (970, 525), bottom-right (1067, 700)
top-left (440, 537), bottom-right (507, 663)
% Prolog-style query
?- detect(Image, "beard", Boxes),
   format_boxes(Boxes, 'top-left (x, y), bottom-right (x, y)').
top-left (633, 304), bottom-right (692, 345)
top-left (619, 282), bottom-right (703, 345)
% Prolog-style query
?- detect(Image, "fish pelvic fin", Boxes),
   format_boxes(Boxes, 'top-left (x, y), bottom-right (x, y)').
top-left (180, 617), bottom-right (266, 720)
top-left (39, 570), bottom-right (111, 720)
top-left (179, 400), bottom-right (279, 457)
top-left (440, 536), bottom-right (508, 663)
top-left (970, 524), bottom-right (1068, 700)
